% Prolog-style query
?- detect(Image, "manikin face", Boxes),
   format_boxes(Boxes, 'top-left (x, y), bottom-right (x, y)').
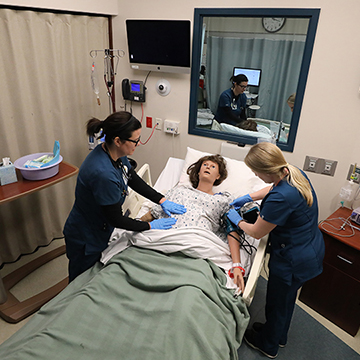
top-left (199, 160), bottom-right (221, 184)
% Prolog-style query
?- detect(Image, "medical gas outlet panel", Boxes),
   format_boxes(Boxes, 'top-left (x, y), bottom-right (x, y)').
top-left (164, 120), bottom-right (180, 135)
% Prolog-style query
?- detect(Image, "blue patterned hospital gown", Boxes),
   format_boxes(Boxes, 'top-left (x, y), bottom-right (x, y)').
top-left (151, 185), bottom-right (233, 242)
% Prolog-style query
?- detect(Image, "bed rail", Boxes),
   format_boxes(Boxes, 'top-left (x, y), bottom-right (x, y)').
top-left (242, 234), bottom-right (268, 306)
top-left (122, 163), bottom-right (152, 218)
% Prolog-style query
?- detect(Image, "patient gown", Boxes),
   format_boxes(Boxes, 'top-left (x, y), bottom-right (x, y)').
top-left (151, 185), bottom-right (233, 242)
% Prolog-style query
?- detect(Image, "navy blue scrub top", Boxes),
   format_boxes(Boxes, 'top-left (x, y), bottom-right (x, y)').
top-left (64, 144), bottom-right (132, 255)
top-left (215, 88), bottom-right (247, 126)
top-left (260, 172), bottom-right (325, 285)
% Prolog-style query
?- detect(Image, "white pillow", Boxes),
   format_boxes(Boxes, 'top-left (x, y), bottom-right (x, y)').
top-left (220, 123), bottom-right (271, 139)
top-left (179, 147), bottom-right (266, 198)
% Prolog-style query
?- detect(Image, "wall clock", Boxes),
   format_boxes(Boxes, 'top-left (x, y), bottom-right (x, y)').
top-left (262, 18), bottom-right (286, 33)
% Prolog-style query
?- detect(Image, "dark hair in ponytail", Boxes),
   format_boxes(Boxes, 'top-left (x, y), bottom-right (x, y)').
top-left (86, 111), bottom-right (141, 145)
top-left (230, 74), bottom-right (248, 85)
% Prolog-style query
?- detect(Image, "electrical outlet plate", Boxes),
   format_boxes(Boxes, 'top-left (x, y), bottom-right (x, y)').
top-left (321, 159), bottom-right (337, 176)
top-left (155, 118), bottom-right (162, 131)
top-left (146, 116), bottom-right (152, 128)
top-left (303, 156), bottom-right (337, 176)
top-left (304, 156), bottom-right (319, 172)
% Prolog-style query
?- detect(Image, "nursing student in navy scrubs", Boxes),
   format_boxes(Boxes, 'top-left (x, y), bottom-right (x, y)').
top-left (226, 142), bottom-right (324, 359)
top-left (63, 111), bottom-right (186, 282)
top-left (215, 74), bottom-right (248, 126)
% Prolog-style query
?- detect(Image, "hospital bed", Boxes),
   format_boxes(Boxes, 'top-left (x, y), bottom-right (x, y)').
top-left (0, 147), bottom-right (268, 360)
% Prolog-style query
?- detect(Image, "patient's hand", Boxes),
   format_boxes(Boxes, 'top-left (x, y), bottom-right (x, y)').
top-left (232, 268), bottom-right (245, 292)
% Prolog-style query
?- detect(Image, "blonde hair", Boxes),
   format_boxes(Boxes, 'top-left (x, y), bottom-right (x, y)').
top-left (287, 93), bottom-right (296, 105)
top-left (244, 142), bottom-right (313, 206)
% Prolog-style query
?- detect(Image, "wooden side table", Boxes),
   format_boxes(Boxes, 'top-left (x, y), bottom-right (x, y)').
top-left (299, 207), bottom-right (360, 336)
top-left (0, 161), bottom-right (78, 323)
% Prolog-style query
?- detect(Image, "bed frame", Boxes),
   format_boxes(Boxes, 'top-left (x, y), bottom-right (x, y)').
top-left (123, 162), bottom-right (268, 307)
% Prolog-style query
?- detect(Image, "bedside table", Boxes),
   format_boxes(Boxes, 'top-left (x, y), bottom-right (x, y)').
top-left (299, 207), bottom-right (360, 336)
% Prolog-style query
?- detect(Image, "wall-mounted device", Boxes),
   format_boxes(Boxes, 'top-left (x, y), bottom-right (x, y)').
top-left (156, 79), bottom-right (171, 96)
top-left (125, 19), bottom-right (191, 74)
top-left (122, 78), bottom-right (146, 102)
top-left (164, 120), bottom-right (180, 135)
top-left (233, 67), bottom-right (262, 87)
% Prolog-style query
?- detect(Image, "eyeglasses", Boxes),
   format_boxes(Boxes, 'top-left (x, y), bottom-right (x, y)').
top-left (126, 137), bottom-right (141, 146)
top-left (237, 84), bottom-right (247, 89)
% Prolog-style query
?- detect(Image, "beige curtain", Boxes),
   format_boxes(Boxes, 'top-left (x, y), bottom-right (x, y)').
top-left (0, 8), bottom-right (111, 265)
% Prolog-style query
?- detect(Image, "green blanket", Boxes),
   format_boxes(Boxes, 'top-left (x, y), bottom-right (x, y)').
top-left (0, 247), bottom-right (249, 360)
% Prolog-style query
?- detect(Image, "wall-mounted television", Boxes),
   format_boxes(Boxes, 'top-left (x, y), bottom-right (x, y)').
top-left (233, 67), bottom-right (262, 87)
top-left (126, 19), bottom-right (191, 74)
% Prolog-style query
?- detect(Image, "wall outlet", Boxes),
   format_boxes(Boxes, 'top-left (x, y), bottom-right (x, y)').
top-left (146, 116), bottom-right (152, 128)
top-left (303, 156), bottom-right (337, 176)
top-left (321, 159), bottom-right (337, 176)
top-left (164, 120), bottom-right (180, 135)
top-left (304, 156), bottom-right (319, 172)
top-left (155, 118), bottom-right (162, 131)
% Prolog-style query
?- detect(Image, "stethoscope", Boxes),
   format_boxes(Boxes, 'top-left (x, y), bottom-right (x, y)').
top-left (103, 143), bottom-right (131, 196)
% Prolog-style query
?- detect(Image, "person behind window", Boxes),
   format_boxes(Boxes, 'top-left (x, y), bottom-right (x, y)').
top-left (287, 93), bottom-right (296, 112)
top-left (215, 74), bottom-right (249, 127)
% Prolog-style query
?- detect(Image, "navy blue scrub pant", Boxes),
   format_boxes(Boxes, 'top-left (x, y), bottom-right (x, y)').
top-left (65, 237), bottom-right (101, 283)
top-left (256, 271), bottom-right (304, 355)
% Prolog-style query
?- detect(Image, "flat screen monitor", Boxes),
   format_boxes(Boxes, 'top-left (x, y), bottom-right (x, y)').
top-left (233, 67), bottom-right (262, 87)
top-left (126, 19), bottom-right (191, 74)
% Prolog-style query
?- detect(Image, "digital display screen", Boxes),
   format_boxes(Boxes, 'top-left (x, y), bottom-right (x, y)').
top-left (126, 20), bottom-right (191, 69)
top-left (233, 67), bottom-right (262, 87)
top-left (131, 82), bottom-right (141, 93)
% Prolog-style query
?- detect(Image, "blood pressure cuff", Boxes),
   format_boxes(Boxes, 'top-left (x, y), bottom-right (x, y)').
top-left (223, 211), bottom-right (239, 235)
top-left (222, 202), bottom-right (260, 235)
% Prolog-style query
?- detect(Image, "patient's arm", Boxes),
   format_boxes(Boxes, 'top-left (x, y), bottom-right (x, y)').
top-left (140, 210), bottom-right (154, 222)
top-left (227, 231), bottom-right (245, 292)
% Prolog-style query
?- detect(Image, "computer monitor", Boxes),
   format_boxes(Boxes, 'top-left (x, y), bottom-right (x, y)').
top-left (126, 19), bottom-right (191, 74)
top-left (233, 67), bottom-right (262, 87)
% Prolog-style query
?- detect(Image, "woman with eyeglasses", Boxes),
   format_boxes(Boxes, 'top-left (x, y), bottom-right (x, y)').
top-left (215, 74), bottom-right (249, 127)
top-left (63, 111), bottom-right (186, 282)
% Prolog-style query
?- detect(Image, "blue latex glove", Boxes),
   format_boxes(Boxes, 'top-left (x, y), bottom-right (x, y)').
top-left (230, 194), bottom-right (253, 210)
top-left (161, 200), bottom-right (187, 216)
top-left (226, 208), bottom-right (243, 227)
top-left (150, 217), bottom-right (177, 230)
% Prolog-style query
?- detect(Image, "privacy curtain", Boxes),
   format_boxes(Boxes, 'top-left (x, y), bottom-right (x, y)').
top-left (206, 36), bottom-right (305, 124)
top-left (0, 8), bottom-right (110, 266)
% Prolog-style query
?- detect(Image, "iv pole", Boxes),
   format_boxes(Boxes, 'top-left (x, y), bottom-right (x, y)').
top-left (90, 48), bottom-right (125, 114)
